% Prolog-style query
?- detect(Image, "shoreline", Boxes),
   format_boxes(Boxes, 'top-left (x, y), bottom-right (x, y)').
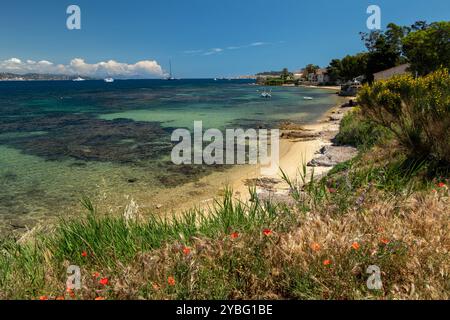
top-left (5, 95), bottom-right (354, 235)
top-left (142, 96), bottom-right (356, 217)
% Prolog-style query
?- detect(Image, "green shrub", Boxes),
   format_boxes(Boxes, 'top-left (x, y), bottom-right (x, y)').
top-left (335, 109), bottom-right (388, 148)
top-left (358, 68), bottom-right (450, 164)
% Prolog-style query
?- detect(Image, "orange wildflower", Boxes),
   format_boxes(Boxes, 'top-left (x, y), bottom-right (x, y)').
top-left (39, 296), bottom-right (48, 300)
top-left (311, 242), bottom-right (321, 252)
top-left (168, 276), bottom-right (176, 286)
top-left (66, 287), bottom-right (75, 298)
top-left (380, 238), bottom-right (390, 245)
top-left (323, 259), bottom-right (331, 266)
top-left (351, 242), bottom-right (360, 250)
top-left (56, 296), bottom-right (65, 300)
top-left (95, 297), bottom-right (106, 300)
top-left (263, 229), bottom-right (273, 236)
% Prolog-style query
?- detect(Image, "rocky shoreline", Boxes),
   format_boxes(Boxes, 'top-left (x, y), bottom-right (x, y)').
top-left (255, 98), bottom-right (358, 204)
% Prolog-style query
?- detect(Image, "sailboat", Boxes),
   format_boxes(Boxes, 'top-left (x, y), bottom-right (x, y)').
top-left (104, 77), bottom-right (114, 83)
top-left (166, 60), bottom-right (175, 80)
top-left (72, 76), bottom-right (85, 82)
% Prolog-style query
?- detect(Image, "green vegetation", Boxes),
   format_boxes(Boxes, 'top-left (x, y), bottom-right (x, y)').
top-left (327, 20), bottom-right (450, 83)
top-left (327, 54), bottom-right (369, 83)
top-left (402, 22), bottom-right (450, 76)
top-left (334, 108), bottom-right (389, 149)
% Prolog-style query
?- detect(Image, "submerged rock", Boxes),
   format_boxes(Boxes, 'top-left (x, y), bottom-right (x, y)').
top-left (0, 114), bottom-right (173, 164)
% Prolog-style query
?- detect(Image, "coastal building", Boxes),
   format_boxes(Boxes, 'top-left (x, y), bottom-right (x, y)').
top-left (306, 68), bottom-right (330, 84)
top-left (373, 63), bottom-right (411, 81)
top-left (293, 70), bottom-right (304, 80)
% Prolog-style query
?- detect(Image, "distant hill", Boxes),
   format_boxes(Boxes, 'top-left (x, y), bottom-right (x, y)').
top-left (0, 73), bottom-right (98, 81)
top-left (255, 71), bottom-right (283, 76)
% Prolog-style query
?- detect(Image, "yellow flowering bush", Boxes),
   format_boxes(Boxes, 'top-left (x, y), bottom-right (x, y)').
top-left (358, 68), bottom-right (450, 163)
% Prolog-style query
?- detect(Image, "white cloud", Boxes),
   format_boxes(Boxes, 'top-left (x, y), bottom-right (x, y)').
top-left (185, 41), bottom-right (274, 56)
top-left (203, 48), bottom-right (224, 56)
top-left (0, 57), bottom-right (164, 78)
top-left (184, 49), bottom-right (204, 54)
top-left (250, 42), bottom-right (267, 47)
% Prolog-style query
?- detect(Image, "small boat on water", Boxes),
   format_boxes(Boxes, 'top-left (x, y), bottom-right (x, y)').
top-left (72, 76), bottom-right (85, 82)
top-left (303, 96), bottom-right (314, 100)
top-left (104, 77), bottom-right (114, 83)
top-left (166, 60), bottom-right (176, 80)
top-left (260, 89), bottom-right (272, 98)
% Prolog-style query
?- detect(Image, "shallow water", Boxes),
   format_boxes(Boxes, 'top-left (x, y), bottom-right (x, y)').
top-left (0, 79), bottom-right (338, 233)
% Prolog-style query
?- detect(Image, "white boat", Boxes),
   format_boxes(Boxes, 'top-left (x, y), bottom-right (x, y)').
top-left (260, 89), bottom-right (272, 98)
top-left (72, 76), bottom-right (85, 82)
top-left (303, 96), bottom-right (314, 100)
top-left (104, 77), bottom-right (114, 83)
top-left (166, 60), bottom-right (176, 80)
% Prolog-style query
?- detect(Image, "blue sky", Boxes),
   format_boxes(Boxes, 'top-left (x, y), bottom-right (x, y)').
top-left (0, 0), bottom-right (449, 78)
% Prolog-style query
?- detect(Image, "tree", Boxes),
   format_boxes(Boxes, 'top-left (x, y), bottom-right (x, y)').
top-left (303, 64), bottom-right (320, 79)
top-left (360, 23), bottom-right (408, 82)
top-left (340, 53), bottom-right (368, 82)
top-left (280, 68), bottom-right (293, 81)
top-left (326, 53), bottom-right (368, 83)
top-left (327, 59), bottom-right (343, 83)
top-left (402, 21), bottom-right (450, 76)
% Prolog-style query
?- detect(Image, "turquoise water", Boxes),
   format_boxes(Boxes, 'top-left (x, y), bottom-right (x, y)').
top-left (0, 79), bottom-right (338, 233)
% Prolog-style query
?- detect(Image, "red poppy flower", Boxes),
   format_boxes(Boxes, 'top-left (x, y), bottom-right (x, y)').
top-left (39, 296), bottom-right (48, 301)
top-left (263, 229), bottom-right (273, 236)
top-left (230, 232), bottom-right (239, 239)
top-left (99, 277), bottom-right (109, 286)
top-left (95, 297), bottom-right (106, 300)
top-left (438, 182), bottom-right (446, 188)
top-left (92, 272), bottom-right (100, 278)
top-left (66, 287), bottom-right (75, 298)
top-left (351, 242), bottom-right (360, 250)
top-left (182, 247), bottom-right (191, 255)
top-left (323, 259), bottom-right (331, 266)
top-left (168, 276), bottom-right (176, 286)
top-left (56, 296), bottom-right (65, 300)
top-left (81, 251), bottom-right (87, 257)
top-left (380, 238), bottom-right (390, 245)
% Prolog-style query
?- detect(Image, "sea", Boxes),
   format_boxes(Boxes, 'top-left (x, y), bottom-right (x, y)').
top-left (0, 79), bottom-right (339, 233)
